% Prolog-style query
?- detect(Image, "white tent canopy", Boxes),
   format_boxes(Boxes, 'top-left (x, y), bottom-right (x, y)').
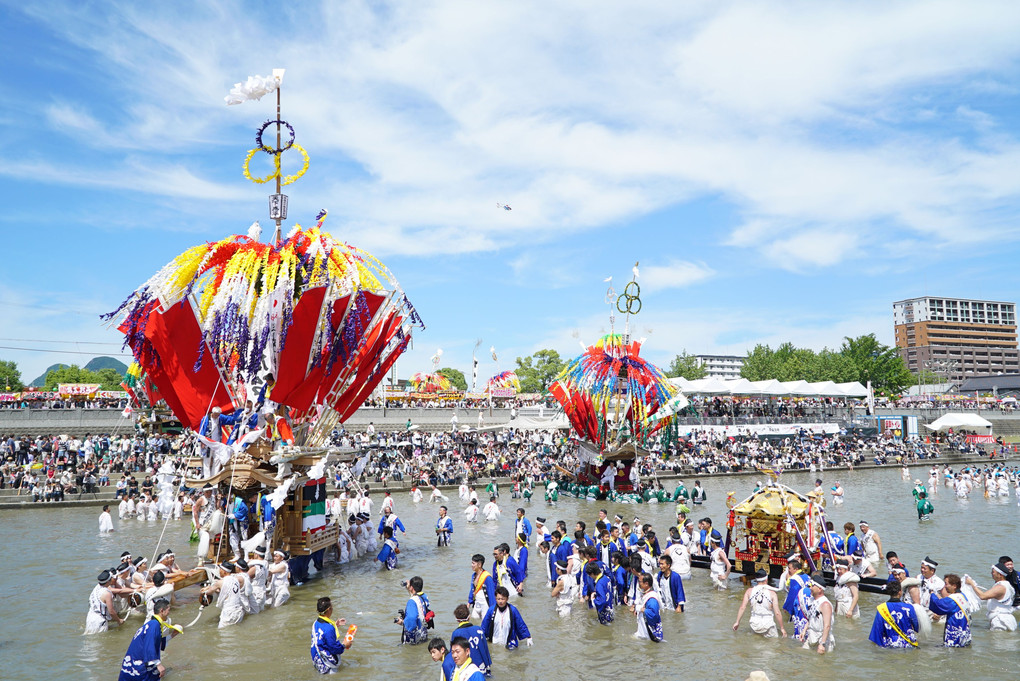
top-left (923, 413), bottom-right (993, 434)
top-left (670, 377), bottom-right (868, 398)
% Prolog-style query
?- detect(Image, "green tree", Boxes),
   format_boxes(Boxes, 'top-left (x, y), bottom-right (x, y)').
top-left (741, 343), bottom-right (858, 383)
top-left (665, 351), bottom-right (707, 379)
top-left (912, 369), bottom-right (941, 388)
top-left (740, 344), bottom-right (778, 381)
top-left (515, 349), bottom-right (566, 393)
top-left (436, 367), bottom-right (468, 391)
top-left (43, 364), bottom-right (125, 391)
top-left (839, 334), bottom-right (913, 394)
top-left (0, 360), bottom-right (23, 391)
top-left (94, 367), bottom-right (126, 391)
top-left (810, 349), bottom-right (858, 383)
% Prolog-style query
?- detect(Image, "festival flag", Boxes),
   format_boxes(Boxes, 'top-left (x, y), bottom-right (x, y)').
top-left (302, 477), bottom-right (327, 533)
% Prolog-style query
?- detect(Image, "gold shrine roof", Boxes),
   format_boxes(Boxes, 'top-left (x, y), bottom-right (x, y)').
top-left (731, 484), bottom-right (822, 518)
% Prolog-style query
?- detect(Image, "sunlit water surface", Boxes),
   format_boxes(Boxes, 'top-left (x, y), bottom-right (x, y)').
top-left (0, 466), bottom-right (1016, 681)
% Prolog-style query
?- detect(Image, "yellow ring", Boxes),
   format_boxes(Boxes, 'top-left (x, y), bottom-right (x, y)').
top-left (242, 148), bottom-right (277, 185)
top-left (281, 144), bottom-right (309, 187)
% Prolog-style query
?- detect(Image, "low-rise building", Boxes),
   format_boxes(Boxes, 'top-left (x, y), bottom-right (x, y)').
top-left (696, 354), bottom-right (744, 379)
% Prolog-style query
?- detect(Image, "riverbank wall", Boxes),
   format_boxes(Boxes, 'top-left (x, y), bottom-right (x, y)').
top-left (1, 451), bottom-right (1007, 511)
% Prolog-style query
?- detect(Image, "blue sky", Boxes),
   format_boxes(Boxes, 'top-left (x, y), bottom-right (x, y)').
top-left (3, 0), bottom-right (1020, 386)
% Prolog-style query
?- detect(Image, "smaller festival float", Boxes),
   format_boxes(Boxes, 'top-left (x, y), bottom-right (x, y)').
top-left (727, 472), bottom-right (889, 591)
top-left (548, 266), bottom-right (687, 497)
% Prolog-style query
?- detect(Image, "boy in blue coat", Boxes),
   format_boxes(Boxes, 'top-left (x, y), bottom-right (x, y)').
top-left (451, 603), bottom-right (492, 677)
top-left (377, 526), bottom-right (399, 570)
top-left (585, 561), bottom-right (615, 625)
top-left (310, 597), bottom-right (352, 674)
top-left (428, 638), bottom-right (457, 681)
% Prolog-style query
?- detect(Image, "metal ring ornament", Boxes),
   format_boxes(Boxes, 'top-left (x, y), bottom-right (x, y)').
top-left (256, 119), bottom-right (295, 154)
top-left (616, 281), bottom-right (642, 314)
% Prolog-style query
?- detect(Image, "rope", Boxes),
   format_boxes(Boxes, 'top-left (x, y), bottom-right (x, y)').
top-left (185, 605), bottom-right (205, 628)
top-left (149, 388), bottom-right (220, 566)
top-left (214, 452), bottom-right (240, 562)
top-left (149, 458), bottom-right (191, 567)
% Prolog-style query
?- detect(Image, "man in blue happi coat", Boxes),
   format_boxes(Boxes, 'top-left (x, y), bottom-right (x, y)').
top-left (398, 576), bottom-right (431, 645)
top-left (656, 554), bottom-right (686, 612)
top-left (868, 581), bottom-right (920, 648)
top-left (782, 558), bottom-right (810, 633)
top-left (928, 574), bottom-right (971, 647)
top-left (118, 599), bottom-right (180, 680)
top-left (451, 603), bottom-right (492, 676)
top-left (311, 596), bottom-right (352, 674)
top-left (481, 587), bottom-right (533, 649)
top-left (586, 561), bottom-right (615, 625)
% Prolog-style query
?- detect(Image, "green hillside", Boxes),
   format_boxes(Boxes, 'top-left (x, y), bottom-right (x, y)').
top-left (30, 356), bottom-right (127, 387)
top-left (30, 363), bottom-right (69, 387)
top-left (84, 356), bottom-right (129, 375)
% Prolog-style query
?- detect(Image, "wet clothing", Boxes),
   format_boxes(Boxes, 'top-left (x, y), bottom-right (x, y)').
top-left (481, 603), bottom-right (531, 649)
top-left (450, 621), bottom-right (492, 677)
top-left (929, 594), bottom-right (971, 647)
top-left (311, 615), bottom-right (346, 674)
top-left (402, 592), bottom-right (431, 645)
top-left (117, 618), bottom-right (165, 680)
top-left (869, 601), bottom-right (919, 648)
top-left (636, 590), bottom-right (663, 642)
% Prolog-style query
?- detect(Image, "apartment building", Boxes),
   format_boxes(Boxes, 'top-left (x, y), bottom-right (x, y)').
top-left (893, 297), bottom-right (1018, 382)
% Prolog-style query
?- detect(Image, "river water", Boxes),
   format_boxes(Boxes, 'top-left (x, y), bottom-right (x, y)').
top-left (0, 464), bottom-right (1016, 681)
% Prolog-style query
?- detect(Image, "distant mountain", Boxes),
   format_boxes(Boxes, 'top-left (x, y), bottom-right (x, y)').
top-left (84, 356), bottom-right (129, 375)
top-left (30, 363), bottom-right (69, 387)
top-left (29, 356), bottom-right (128, 387)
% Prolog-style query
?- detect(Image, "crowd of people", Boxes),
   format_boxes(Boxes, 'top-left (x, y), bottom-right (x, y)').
top-left (884, 396), bottom-right (1019, 412)
top-left (76, 417), bottom-right (1020, 679)
top-left (682, 395), bottom-right (855, 421)
top-left (0, 397), bottom-right (130, 410)
top-left (195, 474), bottom-right (1020, 676)
top-left (335, 463), bottom-right (1020, 678)
top-left (359, 396), bottom-right (553, 410)
top-left (3, 419), bottom-right (1008, 508)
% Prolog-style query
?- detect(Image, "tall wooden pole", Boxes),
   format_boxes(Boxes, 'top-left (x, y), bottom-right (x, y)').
top-left (273, 84), bottom-right (283, 244)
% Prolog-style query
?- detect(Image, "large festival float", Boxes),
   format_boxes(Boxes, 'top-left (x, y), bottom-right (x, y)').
top-left (102, 71), bottom-right (423, 604)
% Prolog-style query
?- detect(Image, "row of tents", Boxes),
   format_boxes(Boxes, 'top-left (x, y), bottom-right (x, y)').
top-left (668, 377), bottom-right (870, 398)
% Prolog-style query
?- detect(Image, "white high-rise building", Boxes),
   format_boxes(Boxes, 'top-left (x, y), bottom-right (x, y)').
top-left (696, 355), bottom-right (744, 379)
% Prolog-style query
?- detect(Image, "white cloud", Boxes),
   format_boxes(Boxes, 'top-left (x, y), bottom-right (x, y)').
top-left (0, 156), bottom-right (250, 202)
top-left (763, 230), bottom-right (860, 270)
top-left (9, 0), bottom-right (1020, 270)
top-left (45, 102), bottom-right (101, 134)
top-left (641, 260), bottom-right (714, 290)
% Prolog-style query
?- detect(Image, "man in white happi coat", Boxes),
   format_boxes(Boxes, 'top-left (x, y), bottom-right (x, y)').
top-left (203, 562), bottom-right (248, 628)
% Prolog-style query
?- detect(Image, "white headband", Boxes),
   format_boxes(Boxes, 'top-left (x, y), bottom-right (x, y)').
top-left (921, 559), bottom-right (937, 569)
top-left (992, 564), bottom-right (1008, 576)
top-left (274, 550), bottom-right (286, 558)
